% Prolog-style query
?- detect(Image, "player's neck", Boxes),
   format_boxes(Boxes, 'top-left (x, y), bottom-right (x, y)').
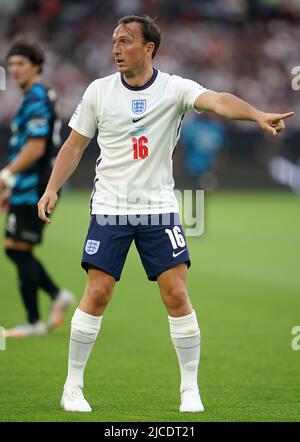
top-left (21, 76), bottom-right (39, 94)
top-left (122, 65), bottom-right (154, 88)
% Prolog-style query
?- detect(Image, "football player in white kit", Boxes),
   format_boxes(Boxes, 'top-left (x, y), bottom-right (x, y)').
top-left (38, 15), bottom-right (293, 413)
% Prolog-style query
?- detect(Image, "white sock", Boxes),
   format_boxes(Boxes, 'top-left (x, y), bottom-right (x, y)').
top-left (168, 310), bottom-right (200, 393)
top-left (64, 308), bottom-right (102, 392)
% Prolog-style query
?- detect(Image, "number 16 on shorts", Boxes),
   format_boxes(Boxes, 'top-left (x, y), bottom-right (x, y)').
top-left (165, 226), bottom-right (186, 257)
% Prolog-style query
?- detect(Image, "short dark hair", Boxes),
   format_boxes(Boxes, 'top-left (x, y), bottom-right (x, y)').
top-left (117, 15), bottom-right (161, 59)
top-left (6, 37), bottom-right (45, 73)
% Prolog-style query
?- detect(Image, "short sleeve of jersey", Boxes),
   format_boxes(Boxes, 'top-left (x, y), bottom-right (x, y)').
top-left (25, 96), bottom-right (52, 138)
top-left (69, 81), bottom-right (97, 138)
top-left (171, 75), bottom-right (210, 114)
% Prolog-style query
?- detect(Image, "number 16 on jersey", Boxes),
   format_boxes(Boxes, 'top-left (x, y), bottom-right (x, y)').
top-left (132, 136), bottom-right (149, 160)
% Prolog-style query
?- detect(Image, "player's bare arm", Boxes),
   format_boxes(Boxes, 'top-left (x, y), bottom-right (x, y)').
top-left (37, 129), bottom-right (91, 223)
top-left (195, 91), bottom-right (294, 136)
top-left (0, 138), bottom-right (46, 193)
top-left (6, 138), bottom-right (45, 175)
top-left (0, 137), bottom-right (43, 205)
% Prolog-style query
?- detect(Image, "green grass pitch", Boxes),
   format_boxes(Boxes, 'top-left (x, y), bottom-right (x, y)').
top-left (0, 190), bottom-right (299, 422)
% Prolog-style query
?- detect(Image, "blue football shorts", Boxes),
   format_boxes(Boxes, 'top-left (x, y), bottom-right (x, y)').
top-left (81, 213), bottom-right (191, 281)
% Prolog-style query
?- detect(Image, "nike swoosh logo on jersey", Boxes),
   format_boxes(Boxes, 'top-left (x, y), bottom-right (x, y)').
top-left (132, 116), bottom-right (145, 123)
top-left (172, 249), bottom-right (187, 258)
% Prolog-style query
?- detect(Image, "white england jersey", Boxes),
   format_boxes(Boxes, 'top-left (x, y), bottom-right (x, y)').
top-left (69, 69), bottom-right (209, 214)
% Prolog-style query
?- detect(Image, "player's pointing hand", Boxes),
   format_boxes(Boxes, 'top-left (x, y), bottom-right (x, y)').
top-left (38, 190), bottom-right (58, 223)
top-left (256, 111), bottom-right (294, 136)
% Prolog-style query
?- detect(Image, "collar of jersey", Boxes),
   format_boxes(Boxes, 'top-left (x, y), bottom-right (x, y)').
top-left (120, 68), bottom-right (158, 91)
top-left (24, 82), bottom-right (44, 97)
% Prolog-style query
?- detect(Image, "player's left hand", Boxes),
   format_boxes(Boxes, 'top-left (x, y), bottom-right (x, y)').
top-left (256, 111), bottom-right (294, 136)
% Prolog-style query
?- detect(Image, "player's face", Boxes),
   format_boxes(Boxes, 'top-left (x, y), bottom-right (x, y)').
top-left (8, 55), bottom-right (39, 89)
top-left (112, 22), bottom-right (152, 75)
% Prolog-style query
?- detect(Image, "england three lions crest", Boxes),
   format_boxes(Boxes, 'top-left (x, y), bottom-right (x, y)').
top-left (132, 99), bottom-right (146, 115)
top-left (85, 239), bottom-right (100, 255)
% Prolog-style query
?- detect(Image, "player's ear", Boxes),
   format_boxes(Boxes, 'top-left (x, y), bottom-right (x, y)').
top-left (145, 42), bottom-right (155, 57)
top-left (32, 63), bottom-right (41, 75)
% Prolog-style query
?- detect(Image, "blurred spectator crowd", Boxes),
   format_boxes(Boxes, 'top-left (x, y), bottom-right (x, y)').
top-left (1, 0), bottom-right (300, 128)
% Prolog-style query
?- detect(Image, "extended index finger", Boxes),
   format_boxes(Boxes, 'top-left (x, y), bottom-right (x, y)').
top-left (277, 112), bottom-right (295, 120)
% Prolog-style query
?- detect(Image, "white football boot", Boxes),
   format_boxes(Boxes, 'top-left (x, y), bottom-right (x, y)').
top-left (5, 320), bottom-right (48, 337)
top-left (61, 386), bottom-right (92, 412)
top-left (47, 289), bottom-right (76, 331)
top-left (179, 388), bottom-right (205, 413)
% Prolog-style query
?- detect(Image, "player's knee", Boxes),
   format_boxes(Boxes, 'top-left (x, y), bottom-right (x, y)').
top-left (5, 249), bottom-right (39, 288)
top-left (161, 284), bottom-right (188, 310)
top-left (87, 281), bottom-right (113, 308)
top-left (5, 249), bottom-right (32, 273)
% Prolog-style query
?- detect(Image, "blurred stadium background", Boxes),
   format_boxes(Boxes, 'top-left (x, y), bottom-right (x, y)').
top-left (1, 0), bottom-right (300, 188)
top-left (0, 0), bottom-right (300, 422)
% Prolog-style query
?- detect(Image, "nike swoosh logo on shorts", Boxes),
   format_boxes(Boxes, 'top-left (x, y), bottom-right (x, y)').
top-left (172, 249), bottom-right (187, 258)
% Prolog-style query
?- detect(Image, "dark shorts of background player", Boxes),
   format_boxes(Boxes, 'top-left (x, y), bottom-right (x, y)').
top-left (5, 204), bottom-right (46, 244)
top-left (81, 213), bottom-right (191, 281)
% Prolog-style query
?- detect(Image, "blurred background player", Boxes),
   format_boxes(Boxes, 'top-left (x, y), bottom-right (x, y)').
top-left (0, 38), bottom-right (75, 337)
top-left (180, 114), bottom-right (227, 190)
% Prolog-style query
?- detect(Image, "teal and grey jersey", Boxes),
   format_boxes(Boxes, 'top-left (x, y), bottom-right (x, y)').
top-left (8, 83), bottom-right (61, 205)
